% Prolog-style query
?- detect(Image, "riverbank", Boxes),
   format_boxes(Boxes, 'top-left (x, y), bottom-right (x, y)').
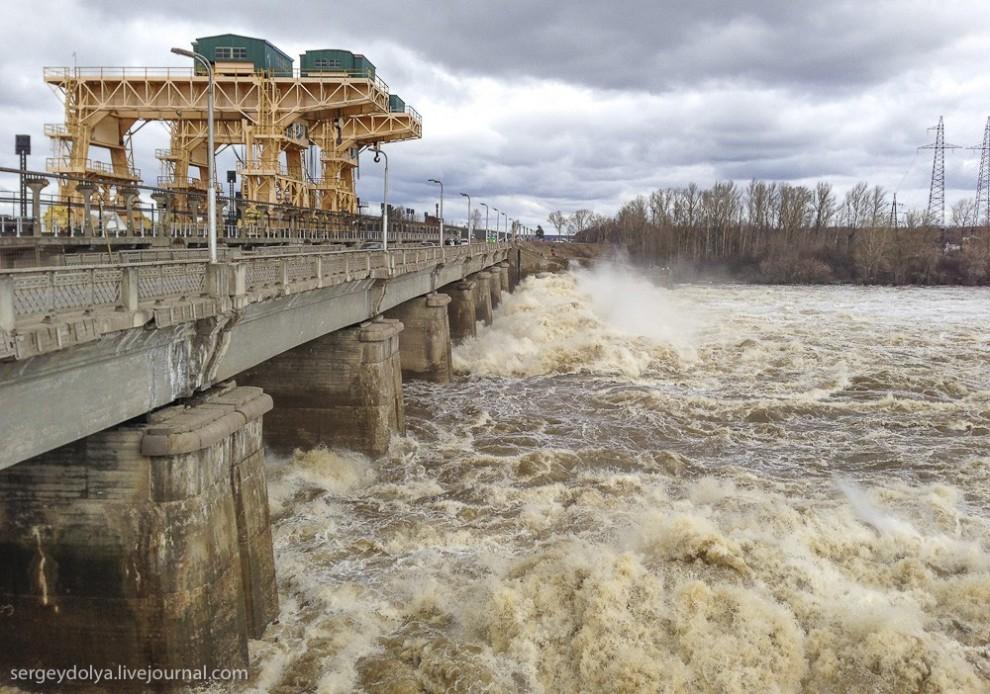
top-left (514, 240), bottom-right (601, 277)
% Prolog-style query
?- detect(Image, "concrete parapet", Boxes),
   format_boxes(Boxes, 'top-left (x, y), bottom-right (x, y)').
top-left (471, 272), bottom-right (494, 326)
top-left (0, 385), bottom-right (277, 684)
top-left (439, 280), bottom-right (477, 342)
top-left (240, 318), bottom-right (405, 456)
top-left (384, 293), bottom-right (452, 383)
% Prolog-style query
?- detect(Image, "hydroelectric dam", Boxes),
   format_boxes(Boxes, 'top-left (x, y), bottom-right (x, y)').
top-left (0, 32), bottom-right (544, 684)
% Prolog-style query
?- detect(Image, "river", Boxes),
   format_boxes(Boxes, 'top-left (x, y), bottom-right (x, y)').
top-left (236, 262), bottom-right (990, 693)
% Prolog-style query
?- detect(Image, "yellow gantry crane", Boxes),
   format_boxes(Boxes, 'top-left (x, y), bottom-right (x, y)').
top-left (309, 106), bottom-right (423, 212)
top-left (43, 34), bottom-right (422, 227)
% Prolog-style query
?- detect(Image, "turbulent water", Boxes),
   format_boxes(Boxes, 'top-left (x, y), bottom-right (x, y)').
top-left (236, 264), bottom-right (990, 693)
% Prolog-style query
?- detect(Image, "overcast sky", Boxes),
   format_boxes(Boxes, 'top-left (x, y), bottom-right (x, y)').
top-left (2, 0), bottom-right (990, 227)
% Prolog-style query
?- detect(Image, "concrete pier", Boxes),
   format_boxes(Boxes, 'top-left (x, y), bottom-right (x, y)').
top-left (0, 385), bottom-right (276, 679)
top-left (439, 280), bottom-right (478, 342)
top-left (385, 293), bottom-right (452, 383)
top-left (472, 272), bottom-right (494, 326)
top-left (497, 262), bottom-right (511, 293)
top-left (240, 318), bottom-right (405, 456)
top-left (488, 267), bottom-right (503, 308)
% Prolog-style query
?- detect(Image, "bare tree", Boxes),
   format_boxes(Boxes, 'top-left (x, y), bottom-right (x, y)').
top-left (813, 182), bottom-right (836, 231)
top-left (548, 210), bottom-right (567, 237)
top-left (843, 182), bottom-right (871, 228)
top-left (567, 209), bottom-right (594, 235)
top-left (649, 189), bottom-right (674, 226)
top-left (778, 184), bottom-right (813, 242)
top-left (951, 199), bottom-right (976, 227)
top-left (869, 185), bottom-right (887, 229)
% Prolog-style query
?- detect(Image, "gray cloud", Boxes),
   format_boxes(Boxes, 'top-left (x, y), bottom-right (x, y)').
top-left (1, 1), bottom-right (989, 226)
top-left (79, 0), bottom-right (973, 92)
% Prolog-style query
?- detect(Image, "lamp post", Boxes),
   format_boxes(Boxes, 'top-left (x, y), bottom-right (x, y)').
top-left (480, 202), bottom-right (489, 243)
top-left (373, 145), bottom-right (389, 251)
top-left (172, 47), bottom-right (217, 263)
top-left (493, 207), bottom-right (500, 244)
top-left (501, 212), bottom-right (508, 243)
top-left (427, 178), bottom-right (444, 247)
top-left (459, 192), bottom-right (471, 243)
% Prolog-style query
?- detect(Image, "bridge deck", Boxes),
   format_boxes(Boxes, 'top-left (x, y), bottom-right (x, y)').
top-left (0, 242), bottom-right (511, 468)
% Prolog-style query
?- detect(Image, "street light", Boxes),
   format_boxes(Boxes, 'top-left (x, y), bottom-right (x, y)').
top-left (171, 47), bottom-right (217, 263)
top-left (372, 145), bottom-right (389, 251)
top-left (427, 178), bottom-right (444, 247)
top-left (459, 192), bottom-right (471, 243)
top-left (501, 211), bottom-right (508, 243)
top-left (493, 207), bottom-right (500, 244)
top-left (480, 202), bottom-right (490, 243)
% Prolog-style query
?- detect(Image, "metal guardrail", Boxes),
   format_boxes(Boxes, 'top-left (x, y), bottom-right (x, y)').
top-left (46, 157), bottom-right (141, 180)
top-left (0, 168), bottom-right (520, 246)
top-left (44, 67), bottom-right (201, 80)
top-left (235, 160), bottom-right (291, 177)
top-left (43, 123), bottom-right (70, 138)
top-left (1, 242), bottom-right (509, 328)
top-left (43, 66), bottom-right (394, 86)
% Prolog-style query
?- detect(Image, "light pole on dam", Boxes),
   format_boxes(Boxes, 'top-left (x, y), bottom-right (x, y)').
top-left (428, 177), bottom-right (444, 247)
top-left (170, 46), bottom-right (217, 264)
top-left (460, 191), bottom-right (471, 242)
top-left (372, 144), bottom-right (389, 250)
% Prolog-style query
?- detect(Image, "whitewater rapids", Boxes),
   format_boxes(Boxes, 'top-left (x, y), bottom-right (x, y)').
top-left (232, 263), bottom-right (990, 693)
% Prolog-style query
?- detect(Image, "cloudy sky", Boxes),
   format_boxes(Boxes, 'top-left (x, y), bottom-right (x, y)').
top-left (2, 0), bottom-right (990, 227)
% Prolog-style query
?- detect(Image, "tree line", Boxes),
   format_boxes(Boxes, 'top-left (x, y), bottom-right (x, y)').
top-left (564, 180), bottom-right (990, 284)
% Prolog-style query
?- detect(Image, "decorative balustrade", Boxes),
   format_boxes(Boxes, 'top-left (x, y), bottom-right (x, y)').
top-left (12, 267), bottom-right (124, 318)
top-left (1, 242), bottom-right (509, 332)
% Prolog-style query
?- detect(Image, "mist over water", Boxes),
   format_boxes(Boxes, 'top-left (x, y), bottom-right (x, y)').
top-left (230, 262), bottom-right (990, 693)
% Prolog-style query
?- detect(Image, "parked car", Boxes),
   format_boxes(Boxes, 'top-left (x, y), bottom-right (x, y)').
top-left (360, 241), bottom-right (384, 250)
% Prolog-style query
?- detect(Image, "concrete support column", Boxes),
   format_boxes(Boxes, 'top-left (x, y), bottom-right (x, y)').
top-left (0, 386), bottom-right (277, 681)
top-left (122, 188), bottom-right (139, 237)
top-left (488, 268), bottom-right (503, 308)
top-left (509, 247), bottom-right (523, 288)
top-left (439, 280), bottom-right (477, 342)
top-left (75, 182), bottom-right (95, 237)
top-left (240, 318), bottom-right (405, 456)
top-left (384, 293), bottom-right (452, 383)
top-left (188, 195), bottom-right (201, 238)
top-left (26, 178), bottom-right (48, 237)
top-left (497, 262), bottom-right (511, 293)
top-left (151, 192), bottom-right (170, 237)
top-left (472, 271), bottom-right (494, 326)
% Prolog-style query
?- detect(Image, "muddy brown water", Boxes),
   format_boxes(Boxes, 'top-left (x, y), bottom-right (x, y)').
top-left (246, 266), bottom-right (990, 693)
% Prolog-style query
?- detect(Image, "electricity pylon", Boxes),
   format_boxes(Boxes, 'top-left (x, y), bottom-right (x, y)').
top-left (919, 116), bottom-right (960, 228)
top-left (970, 116), bottom-right (990, 226)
